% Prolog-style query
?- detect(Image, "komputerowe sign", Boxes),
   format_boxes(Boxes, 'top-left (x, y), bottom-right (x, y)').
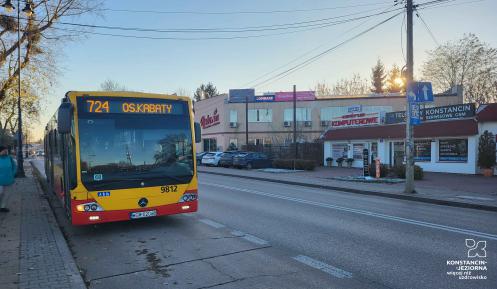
top-left (201, 108), bottom-right (220, 129)
top-left (331, 113), bottom-right (380, 128)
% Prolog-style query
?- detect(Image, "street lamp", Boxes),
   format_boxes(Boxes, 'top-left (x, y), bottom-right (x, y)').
top-left (2, 0), bottom-right (34, 177)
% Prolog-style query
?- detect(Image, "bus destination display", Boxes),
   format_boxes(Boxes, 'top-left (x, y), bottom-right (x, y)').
top-left (80, 98), bottom-right (184, 115)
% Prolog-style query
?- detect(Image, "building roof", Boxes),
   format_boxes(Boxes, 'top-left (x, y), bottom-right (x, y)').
top-left (477, 103), bottom-right (497, 122)
top-left (322, 119), bottom-right (478, 141)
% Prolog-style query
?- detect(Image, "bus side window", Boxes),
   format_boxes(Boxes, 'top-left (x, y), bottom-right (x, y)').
top-left (53, 129), bottom-right (58, 156)
top-left (67, 123), bottom-right (77, 189)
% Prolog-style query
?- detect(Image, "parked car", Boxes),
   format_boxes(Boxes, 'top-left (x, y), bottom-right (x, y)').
top-left (218, 151), bottom-right (241, 167)
top-left (233, 152), bottom-right (272, 169)
top-left (196, 152), bottom-right (209, 165)
top-left (201, 152), bottom-right (224, 166)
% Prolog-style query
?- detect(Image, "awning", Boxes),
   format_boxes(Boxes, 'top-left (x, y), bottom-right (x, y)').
top-left (322, 118), bottom-right (478, 141)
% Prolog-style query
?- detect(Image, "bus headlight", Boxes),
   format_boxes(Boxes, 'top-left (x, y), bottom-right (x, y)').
top-left (77, 202), bottom-right (104, 212)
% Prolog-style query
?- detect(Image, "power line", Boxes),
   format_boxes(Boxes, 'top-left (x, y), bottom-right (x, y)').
top-left (415, 9), bottom-right (440, 46)
top-left (252, 12), bottom-right (402, 88)
top-left (241, 4), bottom-right (400, 87)
top-left (33, 7), bottom-right (402, 34)
top-left (63, 2), bottom-right (393, 15)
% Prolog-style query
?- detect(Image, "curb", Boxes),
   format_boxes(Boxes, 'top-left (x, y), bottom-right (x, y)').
top-left (199, 170), bottom-right (497, 213)
top-left (30, 162), bottom-right (87, 289)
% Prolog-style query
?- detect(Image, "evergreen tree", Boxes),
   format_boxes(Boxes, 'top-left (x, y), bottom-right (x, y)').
top-left (370, 59), bottom-right (386, 93)
top-left (386, 64), bottom-right (404, 93)
top-left (193, 82), bottom-right (218, 101)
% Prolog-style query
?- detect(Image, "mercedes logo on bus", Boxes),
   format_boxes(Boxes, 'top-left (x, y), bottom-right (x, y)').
top-left (138, 198), bottom-right (148, 208)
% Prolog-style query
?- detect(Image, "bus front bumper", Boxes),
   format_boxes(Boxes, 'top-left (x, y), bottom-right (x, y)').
top-left (71, 201), bottom-right (198, 225)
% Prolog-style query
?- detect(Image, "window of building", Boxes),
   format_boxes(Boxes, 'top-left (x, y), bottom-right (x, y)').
top-left (332, 143), bottom-right (348, 159)
top-left (353, 144), bottom-right (364, 159)
top-left (414, 140), bottom-right (431, 161)
top-left (230, 110), bottom-right (237, 123)
top-left (371, 142), bottom-right (378, 159)
top-left (264, 137), bottom-right (272, 147)
top-left (439, 139), bottom-right (468, 162)
top-left (248, 109), bottom-right (272, 122)
top-left (229, 138), bottom-right (238, 149)
top-left (203, 138), bottom-right (217, 152)
top-left (284, 108), bottom-right (311, 122)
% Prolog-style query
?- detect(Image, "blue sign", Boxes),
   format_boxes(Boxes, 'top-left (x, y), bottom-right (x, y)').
top-left (410, 103), bottom-right (421, 125)
top-left (348, 105), bottom-right (362, 113)
top-left (255, 95), bottom-right (274, 102)
top-left (229, 89), bottom-right (255, 103)
top-left (407, 82), bottom-right (433, 103)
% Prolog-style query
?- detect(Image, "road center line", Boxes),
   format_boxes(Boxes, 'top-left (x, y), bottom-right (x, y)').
top-left (199, 218), bottom-right (225, 229)
top-left (202, 182), bottom-right (497, 241)
top-left (293, 255), bottom-right (353, 279)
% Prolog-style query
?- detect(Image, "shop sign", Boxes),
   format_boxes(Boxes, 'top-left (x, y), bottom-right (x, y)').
top-left (229, 89), bottom-right (255, 103)
top-left (274, 91), bottom-right (315, 102)
top-left (348, 105), bottom-right (362, 113)
top-left (414, 140), bottom-right (431, 161)
top-left (385, 104), bottom-right (475, 124)
top-left (363, 148), bottom-right (369, 177)
top-left (200, 108), bottom-right (220, 129)
top-left (331, 112), bottom-right (380, 128)
top-left (255, 95), bottom-right (275, 102)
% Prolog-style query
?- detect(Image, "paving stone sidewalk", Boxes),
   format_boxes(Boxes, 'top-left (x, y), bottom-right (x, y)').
top-left (198, 166), bottom-right (497, 211)
top-left (0, 163), bottom-right (86, 289)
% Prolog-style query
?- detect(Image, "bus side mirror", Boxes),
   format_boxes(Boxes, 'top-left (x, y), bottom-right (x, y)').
top-left (194, 122), bottom-right (201, 143)
top-left (57, 102), bottom-right (73, 134)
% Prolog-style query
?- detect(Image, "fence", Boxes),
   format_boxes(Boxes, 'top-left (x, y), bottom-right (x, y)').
top-left (241, 142), bottom-right (324, 165)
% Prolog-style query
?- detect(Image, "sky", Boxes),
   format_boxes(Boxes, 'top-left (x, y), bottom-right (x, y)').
top-left (32, 0), bottom-right (497, 140)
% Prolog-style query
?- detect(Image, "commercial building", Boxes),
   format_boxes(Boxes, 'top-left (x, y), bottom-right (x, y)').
top-left (322, 103), bottom-right (497, 174)
top-left (194, 87), bottom-right (463, 153)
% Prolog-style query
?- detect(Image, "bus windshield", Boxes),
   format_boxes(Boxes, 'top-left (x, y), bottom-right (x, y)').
top-left (77, 101), bottom-right (193, 191)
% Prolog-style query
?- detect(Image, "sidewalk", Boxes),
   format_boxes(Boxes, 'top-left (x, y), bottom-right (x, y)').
top-left (0, 162), bottom-right (86, 289)
top-left (198, 166), bottom-right (497, 212)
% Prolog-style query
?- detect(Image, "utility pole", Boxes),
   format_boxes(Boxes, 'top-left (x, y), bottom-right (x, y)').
top-left (293, 85), bottom-right (297, 159)
top-left (404, 0), bottom-right (415, 193)
top-left (245, 94), bottom-right (249, 149)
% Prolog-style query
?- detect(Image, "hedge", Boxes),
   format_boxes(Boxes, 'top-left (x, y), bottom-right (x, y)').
top-left (392, 164), bottom-right (424, 180)
top-left (272, 159), bottom-right (316, 171)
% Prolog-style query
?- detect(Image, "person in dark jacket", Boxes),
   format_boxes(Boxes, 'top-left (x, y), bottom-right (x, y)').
top-left (0, 145), bottom-right (17, 212)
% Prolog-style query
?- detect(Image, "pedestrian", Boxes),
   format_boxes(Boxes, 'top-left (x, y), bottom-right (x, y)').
top-left (0, 145), bottom-right (17, 213)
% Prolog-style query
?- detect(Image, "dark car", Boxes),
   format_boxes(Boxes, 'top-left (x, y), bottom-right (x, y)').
top-left (233, 152), bottom-right (271, 169)
top-left (218, 151), bottom-right (240, 168)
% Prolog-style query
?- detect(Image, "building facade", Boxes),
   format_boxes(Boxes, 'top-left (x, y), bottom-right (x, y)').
top-left (322, 103), bottom-right (497, 174)
top-left (194, 87), bottom-right (463, 153)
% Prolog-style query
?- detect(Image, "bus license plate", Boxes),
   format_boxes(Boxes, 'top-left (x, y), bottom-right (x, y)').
top-left (130, 210), bottom-right (157, 219)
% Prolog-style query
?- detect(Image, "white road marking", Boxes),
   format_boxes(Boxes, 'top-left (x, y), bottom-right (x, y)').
top-left (202, 182), bottom-right (497, 241)
top-left (199, 218), bottom-right (225, 229)
top-left (230, 230), bottom-right (268, 245)
top-left (293, 255), bottom-right (352, 279)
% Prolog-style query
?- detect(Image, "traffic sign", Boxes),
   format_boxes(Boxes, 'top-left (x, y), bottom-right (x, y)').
top-left (410, 103), bottom-right (421, 125)
top-left (407, 82), bottom-right (433, 103)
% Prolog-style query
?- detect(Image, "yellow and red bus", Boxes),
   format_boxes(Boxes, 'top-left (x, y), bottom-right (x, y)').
top-left (44, 91), bottom-right (201, 225)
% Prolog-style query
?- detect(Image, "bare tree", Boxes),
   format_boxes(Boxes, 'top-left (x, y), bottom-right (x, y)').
top-left (331, 73), bottom-right (369, 96)
top-left (173, 87), bottom-right (191, 98)
top-left (100, 79), bottom-right (127, 91)
top-left (314, 81), bottom-right (332, 98)
top-left (1, 0), bottom-right (99, 135)
top-left (422, 34), bottom-right (497, 104)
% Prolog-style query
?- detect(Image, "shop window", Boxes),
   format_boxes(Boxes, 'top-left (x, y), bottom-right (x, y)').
top-left (229, 138), bottom-right (238, 148)
top-left (353, 144), bottom-right (364, 159)
top-left (248, 109), bottom-right (272, 123)
top-left (439, 139), bottom-right (468, 162)
top-left (414, 140), bottom-right (431, 161)
top-left (332, 143), bottom-right (348, 159)
top-left (371, 142), bottom-right (378, 159)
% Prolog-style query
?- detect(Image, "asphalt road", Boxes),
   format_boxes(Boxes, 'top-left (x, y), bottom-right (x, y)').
top-left (197, 173), bottom-right (497, 289)
top-left (33, 159), bottom-right (497, 289)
